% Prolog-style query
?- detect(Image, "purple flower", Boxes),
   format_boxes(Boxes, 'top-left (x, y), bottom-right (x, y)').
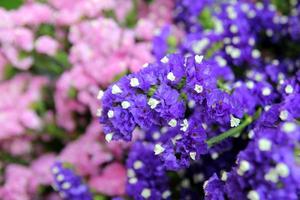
top-left (51, 162), bottom-right (93, 200)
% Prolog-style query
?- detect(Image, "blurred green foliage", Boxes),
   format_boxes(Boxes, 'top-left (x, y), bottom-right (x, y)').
top-left (0, 0), bottom-right (23, 10)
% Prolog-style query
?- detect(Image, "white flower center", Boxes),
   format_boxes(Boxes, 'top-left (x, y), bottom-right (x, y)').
top-left (258, 138), bottom-right (272, 151)
top-left (111, 84), bottom-right (122, 94)
top-left (148, 98), bottom-right (160, 109)
top-left (167, 72), bottom-right (176, 81)
top-left (130, 78), bottom-right (139, 87)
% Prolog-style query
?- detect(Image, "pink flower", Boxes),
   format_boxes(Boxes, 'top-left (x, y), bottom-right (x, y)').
top-left (89, 162), bottom-right (126, 196)
top-left (35, 36), bottom-right (59, 56)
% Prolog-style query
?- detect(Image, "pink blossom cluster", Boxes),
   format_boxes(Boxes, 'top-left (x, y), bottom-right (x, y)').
top-left (0, 0), bottom-right (175, 199)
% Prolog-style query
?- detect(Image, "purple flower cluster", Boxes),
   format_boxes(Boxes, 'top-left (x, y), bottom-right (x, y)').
top-left (51, 162), bottom-right (93, 200)
top-left (98, 0), bottom-right (300, 199)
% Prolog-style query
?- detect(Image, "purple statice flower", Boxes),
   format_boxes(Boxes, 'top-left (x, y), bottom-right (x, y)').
top-left (174, 0), bottom-right (211, 32)
top-left (204, 104), bottom-right (300, 200)
top-left (51, 162), bottom-right (93, 200)
top-left (126, 142), bottom-right (171, 200)
top-left (204, 173), bottom-right (225, 200)
top-left (99, 54), bottom-right (214, 141)
top-left (152, 25), bottom-right (172, 60)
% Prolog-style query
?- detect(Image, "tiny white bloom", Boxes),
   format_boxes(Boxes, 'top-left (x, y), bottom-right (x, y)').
top-left (168, 119), bottom-right (177, 127)
top-left (152, 132), bottom-right (160, 140)
top-left (246, 81), bottom-right (254, 89)
top-left (264, 168), bottom-right (278, 183)
top-left (195, 55), bottom-right (204, 64)
top-left (129, 177), bottom-right (138, 184)
top-left (193, 173), bottom-right (204, 183)
top-left (194, 84), bottom-right (203, 93)
top-left (285, 84), bottom-right (294, 94)
top-left (107, 110), bottom-right (114, 118)
top-left (180, 119), bottom-right (189, 132)
top-left (237, 160), bottom-right (250, 176)
top-left (111, 84), bottom-right (122, 94)
top-left (160, 56), bottom-right (169, 63)
top-left (230, 25), bottom-right (238, 33)
top-left (262, 87), bottom-right (271, 96)
top-left (230, 115), bottom-right (240, 127)
top-left (162, 190), bottom-right (171, 199)
top-left (282, 122), bottom-right (296, 133)
top-left (121, 101), bottom-right (131, 109)
top-left (97, 90), bottom-right (104, 99)
top-left (247, 190), bottom-right (260, 200)
top-left (96, 108), bottom-right (102, 117)
top-left (141, 188), bottom-right (151, 199)
top-left (167, 72), bottom-right (176, 81)
top-left (221, 171), bottom-right (228, 181)
top-left (215, 56), bottom-right (227, 67)
top-left (211, 152), bottom-right (219, 160)
top-left (181, 179), bottom-right (190, 188)
top-left (52, 167), bottom-right (59, 174)
top-left (189, 152), bottom-right (196, 160)
top-left (276, 163), bottom-right (290, 177)
top-left (154, 144), bottom-right (165, 155)
top-left (127, 169), bottom-right (135, 178)
top-left (57, 174), bottom-right (64, 181)
top-left (62, 182), bottom-right (71, 189)
top-left (143, 63), bottom-right (149, 68)
top-left (252, 49), bottom-right (261, 58)
top-left (279, 110), bottom-right (289, 121)
top-left (130, 78), bottom-right (139, 87)
top-left (133, 160), bottom-right (143, 170)
top-left (105, 133), bottom-right (113, 142)
top-left (258, 138), bottom-right (272, 151)
top-left (148, 98), bottom-right (160, 109)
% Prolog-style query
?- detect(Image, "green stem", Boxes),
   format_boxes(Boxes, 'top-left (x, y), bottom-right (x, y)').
top-left (206, 108), bottom-right (262, 147)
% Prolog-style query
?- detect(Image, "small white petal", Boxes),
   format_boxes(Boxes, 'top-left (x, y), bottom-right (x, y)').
top-left (221, 171), bottom-right (228, 181)
top-left (133, 161), bottom-right (143, 169)
top-left (195, 55), bottom-right (204, 64)
top-left (107, 110), bottom-right (114, 118)
top-left (105, 133), bottom-right (113, 142)
top-left (279, 110), bottom-right (289, 121)
top-left (130, 78), bottom-right (139, 87)
top-left (180, 119), bottom-right (189, 132)
top-left (168, 119), bottom-right (177, 127)
top-left (97, 90), bottom-right (104, 99)
top-left (230, 115), bottom-right (240, 127)
top-left (282, 122), bottom-right (296, 133)
top-left (285, 85), bottom-right (294, 94)
top-left (57, 174), bottom-right (64, 181)
top-left (276, 163), bottom-right (290, 177)
top-left (96, 108), bottom-right (102, 117)
top-left (247, 190), bottom-right (260, 200)
top-left (264, 168), bottom-right (278, 183)
top-left (52, 167), bottom-right (59, 174)
top-left (111, 84), bottom-right (122, 94)
top-left (129, 177), bottom-right (138, 184)
top-left (194, 84), bottom-right (203, 93)
top-left (162, 190), bottom-right (171, 199)
top-left (258, 138), bottom-right (272, 151)
top-left (62, 182), bottom-right (71, 189)
top-left (160, 56), bottom-right (169, 63)
top-left (141, 188), bottom-right (151, 199)
top-left (167, 72), bottom-right (176, 81)
top-left (154, 144), bottom-right (165, 155)
top-left (193, 173), bottom-right (204, 183)
top-left (148, 98), bottom-right (160, 109)
top-left (237, 160), bottom-right (250, 176)
top-left (189, 152), bottom-right (196, 160)
top-left (121, 101), bottom-right (131, 109)
top-left (262, 87), bottom-right (271, 96)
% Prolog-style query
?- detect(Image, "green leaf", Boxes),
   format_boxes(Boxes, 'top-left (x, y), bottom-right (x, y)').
top-left (0, 0), bottom-right (23, 10)
top-left (124, 0), bottom-right (138, 28)
top-left (36, 24), bottom-right (56, 37)
top-left (198, 8), bottom-right (215, 30)
top-left (68, 87), bottom-right (78, 99)
top-left (3, 64), bottom-right (19, 80)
